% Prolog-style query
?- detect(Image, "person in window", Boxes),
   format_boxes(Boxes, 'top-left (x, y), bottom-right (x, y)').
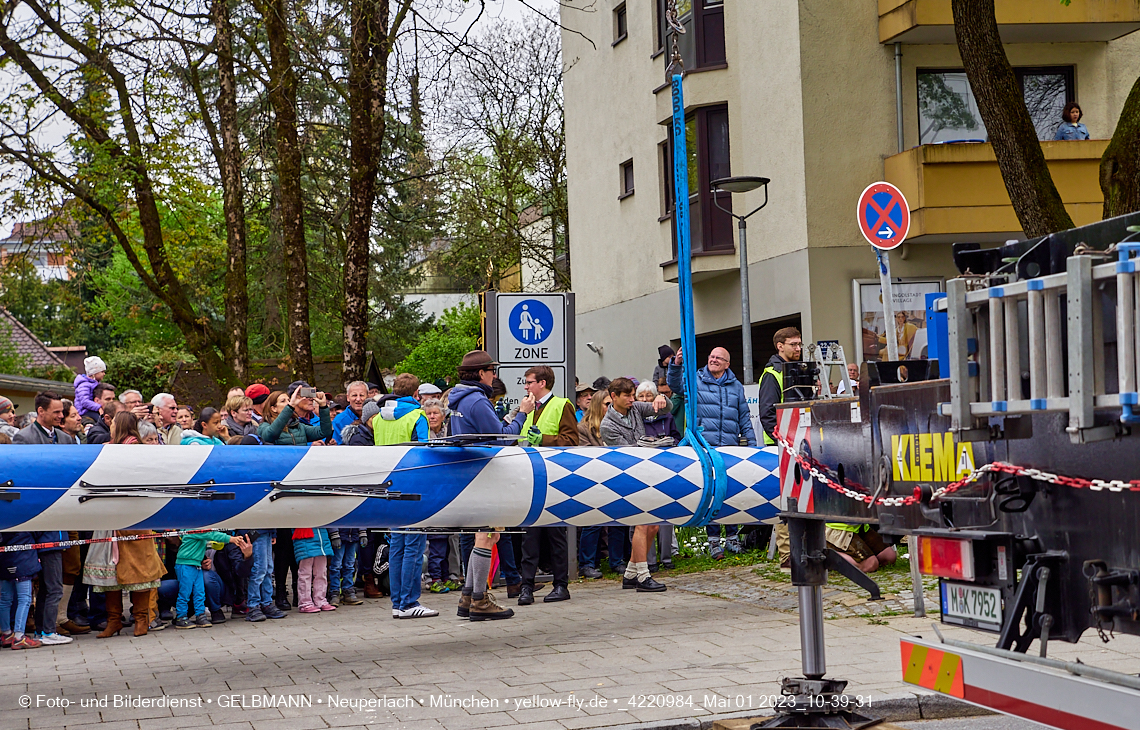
top-left (1054, 102), bottom-right (1089, 141)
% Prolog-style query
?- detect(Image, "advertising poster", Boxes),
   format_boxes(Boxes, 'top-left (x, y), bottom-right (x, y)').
top-left (855, 279), bottom-right (942, 363)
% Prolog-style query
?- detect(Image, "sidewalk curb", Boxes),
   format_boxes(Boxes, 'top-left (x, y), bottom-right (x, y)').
top-left (593, 694), bottom-right (993, 730)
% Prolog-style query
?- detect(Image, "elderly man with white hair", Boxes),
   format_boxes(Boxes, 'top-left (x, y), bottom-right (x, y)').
top-left (151, 392), bottom-right (181, 445)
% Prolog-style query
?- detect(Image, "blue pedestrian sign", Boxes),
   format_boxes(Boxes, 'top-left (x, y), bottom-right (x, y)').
top-left (508, 299), bottom-right (553, 345)
top-left (857, 182), bottom-right (910, 250)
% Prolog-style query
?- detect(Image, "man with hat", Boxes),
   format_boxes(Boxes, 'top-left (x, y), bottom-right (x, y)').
top-left (245, 383), bottom-right (271, 424)
top-left (287, 381), bottom-right (320, 427)
top-left (0, 396), bottom-right (18, 438)
top-left (448, 350), bottom-right (536, 621)
top-left (416, 382), bottom-right (443, 400)
top-left (574, 383), bottom-right (594, 422)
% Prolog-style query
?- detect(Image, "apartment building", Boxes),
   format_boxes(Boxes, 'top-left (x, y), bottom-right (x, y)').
top-left (561, 0), bottom-right (1140, 384)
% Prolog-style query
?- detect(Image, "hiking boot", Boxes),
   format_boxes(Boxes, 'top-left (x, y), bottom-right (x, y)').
top-left (0, 631), bottom-right (14, 647)
top-left (245, 608), bottom-right (267, 623)
top-left (457, 592), bottom-right (472, 618)
top-left (327, 593), bottom-right (340, 606)
top-left (340, 591), bottom-right (364, 606)
top-left (725, 537), bottom-right (743, 554)
top-left (194, 614), bottom-right (213, 628)
top-left (469, 592), bottom-right (514, 621)
top-left (363, 575), bottom-right (383, 599)
top-left (12, 635), bottom-right (42, 650)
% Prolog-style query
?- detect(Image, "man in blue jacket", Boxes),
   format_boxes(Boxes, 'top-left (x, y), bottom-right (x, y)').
top-left (667, 347), bottom-right (756, 560)
top-left (448, 350), bottom-right (535, 621)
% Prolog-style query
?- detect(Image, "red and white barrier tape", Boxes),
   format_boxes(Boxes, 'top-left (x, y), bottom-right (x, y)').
top-left (0, 528), bottom-right (218, 553)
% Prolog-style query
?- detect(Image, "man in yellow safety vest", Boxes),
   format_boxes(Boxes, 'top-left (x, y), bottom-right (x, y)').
top-left (516, 365), bottom-right (579, 606)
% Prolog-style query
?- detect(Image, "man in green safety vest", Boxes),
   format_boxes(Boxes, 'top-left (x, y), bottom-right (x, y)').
top-left (758, 327), bottom-right (813, 570)
top-left (516, 365), bottom-right (578, 607)
top-left (374, 373), bottom-right (435, 619)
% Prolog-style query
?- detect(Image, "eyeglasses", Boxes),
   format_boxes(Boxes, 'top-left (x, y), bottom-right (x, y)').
top-left (709, 355), bottom-right (728, 363)
top-left (524, 379), bottom-right (537, 385)
top-left (786, 342), bottom-right (803, 349)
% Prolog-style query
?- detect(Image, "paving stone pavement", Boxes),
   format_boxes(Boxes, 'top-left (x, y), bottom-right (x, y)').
top-left (3, 578), bottom-right (1138, 730)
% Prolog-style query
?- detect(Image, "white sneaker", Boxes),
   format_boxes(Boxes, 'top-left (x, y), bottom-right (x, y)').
top-left (398, 604), bottom-right (439, 619)
top-left (39, 632), bottom-right (73, 645)
top-left (392, 609), bottom-right (399, 619)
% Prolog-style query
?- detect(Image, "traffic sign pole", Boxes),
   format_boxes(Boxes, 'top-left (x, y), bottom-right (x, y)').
top-left (877, 249), bottom-right (900, 362)
top-left (857, 181), bottom-right (910, 363)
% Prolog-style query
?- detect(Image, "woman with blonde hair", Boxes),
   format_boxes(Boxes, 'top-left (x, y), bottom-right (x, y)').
top-left (576, 388), bottom-right (612, 447)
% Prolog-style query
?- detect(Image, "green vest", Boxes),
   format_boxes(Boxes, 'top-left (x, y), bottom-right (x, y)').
top-left (373, 409), bottom-right (425, 446)
top-left (826, 522), bottom-right (869, 533)
top-left (761, 365), bottom-right (785, 446)
top-left (521, 396), bottom-right (571, 443)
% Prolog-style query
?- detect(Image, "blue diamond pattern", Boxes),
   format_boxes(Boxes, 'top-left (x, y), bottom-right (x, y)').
top-left (598, 498), bottom-right (641, 520)
top-left (548, 473), bottom-right (598, 497)
top-left (649, 502), bottom-right (692, 521)
top-left (655, 475), bottom-right (702, 500)
top-left (596, 449), bottom-right (644, 471)
top-left (647, 450), bottom-right (693, 473)
top-left (601, 472), bottom-right (650, 497)
top-left (546, 499), bottom-right (594, 521)
top-left (548, 451), bottom-right (593, 471)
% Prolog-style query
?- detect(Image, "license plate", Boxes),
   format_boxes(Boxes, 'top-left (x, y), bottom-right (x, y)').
top-left (941, 581), bottom-right (1002, 631)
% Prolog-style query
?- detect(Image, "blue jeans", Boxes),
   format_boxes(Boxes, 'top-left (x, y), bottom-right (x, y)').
top-left (579, 527), bottom-right (627, 570)
top-left (329, 541), bottom-right (358, 596)
top-left (0, 580), bottom-right (33, 636)
top-left (248, 533), bottom-right (275, 608)
top-left (388, 532), bottom-right (427, 611)
top-left (175, 564), bottom-right (206, 618)
top-left (707, 524), bottom-right (739, 540)
top-left (160, 572), bottom-right (223, 614)
top-left (427, 536), bottom-right (449, 582)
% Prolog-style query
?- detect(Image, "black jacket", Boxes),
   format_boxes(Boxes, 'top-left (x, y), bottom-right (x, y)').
top-left (87, 419), bottom-right (111, 445)
top-left (758, 355), bottom-right (815, 440)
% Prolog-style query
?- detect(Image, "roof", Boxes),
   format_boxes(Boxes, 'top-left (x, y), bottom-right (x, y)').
top-left (0, 309), bottom-right (66, 368)
top-left (2, 216), bottom-right (78, 245)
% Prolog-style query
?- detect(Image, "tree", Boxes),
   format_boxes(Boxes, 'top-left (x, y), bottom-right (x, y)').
top-left (951, 0), bottom-right (1074, 236)
top-left (0, 0), bottom-right (241, 392)
top-left (1101, 76), bottom-right (1140, 218)
top-left (393, 302), bottom-right (479, 383)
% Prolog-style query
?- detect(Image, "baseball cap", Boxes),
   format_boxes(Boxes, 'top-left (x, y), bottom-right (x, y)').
top-left (245, 383), bottom-right (271, 404)
top-left (418, 383), bottom-right (443, 397)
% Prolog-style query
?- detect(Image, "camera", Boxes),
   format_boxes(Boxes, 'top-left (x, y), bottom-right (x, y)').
top-left (298, 386), bottom-right (318, 399)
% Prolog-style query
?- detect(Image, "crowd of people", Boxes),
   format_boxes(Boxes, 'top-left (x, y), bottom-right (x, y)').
top-left (0, 337), bottom-right (886, 648)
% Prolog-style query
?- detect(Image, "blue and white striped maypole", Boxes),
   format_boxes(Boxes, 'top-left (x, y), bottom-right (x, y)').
top-left (666, 8), bottom-right (728, 528)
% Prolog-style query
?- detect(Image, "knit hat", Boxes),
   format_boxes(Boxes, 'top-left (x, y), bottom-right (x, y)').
top-left (658, 345), bottom-right (675, 365)
top-left (361, 399), bottom-right (381, 426)
top-left (245, 383), bottom-right (271, 404)
top-left (0, 396), bottom-right (14, 415)
top-left (84, 356), bottom-right (107, 376)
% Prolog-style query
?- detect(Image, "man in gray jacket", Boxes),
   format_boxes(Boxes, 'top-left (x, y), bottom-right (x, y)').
top-left (600, 378), bottom-right (670, 593)
top-left (13, 391), bottom-right (66, 444)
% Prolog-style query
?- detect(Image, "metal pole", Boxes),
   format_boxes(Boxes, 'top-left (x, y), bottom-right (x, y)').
top-left (909, 537), bottom-right (925, 617)
top-left (739, 217), bottom-right (754, 384)
top-left (877, 250), bottom-right (900, 361)
top-left (798, 585), bottom-right (827, 679)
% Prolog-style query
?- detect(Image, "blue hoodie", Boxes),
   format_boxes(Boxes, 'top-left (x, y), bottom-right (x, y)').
top-left (448, 382), bottom-right (526, 444)
top-left (331, 407), bottom-right (359, 444)
top-left (377, 396), bottom-right (429, 441)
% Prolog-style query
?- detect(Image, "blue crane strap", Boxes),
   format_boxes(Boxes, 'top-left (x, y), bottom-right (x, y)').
top-left (669, 72), bottom-right (727, 527)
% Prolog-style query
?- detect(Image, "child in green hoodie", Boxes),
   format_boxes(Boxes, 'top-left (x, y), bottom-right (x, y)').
top-left (173, 531), bottom-right (233, 628)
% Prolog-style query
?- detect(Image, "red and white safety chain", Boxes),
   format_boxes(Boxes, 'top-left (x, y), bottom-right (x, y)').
top-left (773, 433), bottom-right (1140, 508)
top-left (0, 528), bottom-right (217, 553)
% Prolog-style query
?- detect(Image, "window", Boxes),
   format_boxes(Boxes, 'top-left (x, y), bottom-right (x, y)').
top-left (656, 0), bottom-right (725, 72)
top-left (918, 67), bottom-right (1075, 145)
top-left (619, 159), bottom-right (635, 199)
top-left (613, 3), bottom-right (628, 45)
top-left (662, 104), bottom-right (733, 255)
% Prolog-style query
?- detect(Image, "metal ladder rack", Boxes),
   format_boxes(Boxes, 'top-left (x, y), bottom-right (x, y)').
top-left (939, 245), bottom-right (1140, 443)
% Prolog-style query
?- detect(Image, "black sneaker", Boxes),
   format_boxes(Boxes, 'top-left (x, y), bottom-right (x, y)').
top-left (173, 617), bottom-right (195, 630)
top-left (261, 603), bottom-right (287, 620)
top-left (210, 610), bottom-right (227, 624)
top-left (275, 599), bottom-right (291, 612)
top-left (245, 608), bottom-right (267, 623)
top-left (194, 614), bottom-right (213, 628)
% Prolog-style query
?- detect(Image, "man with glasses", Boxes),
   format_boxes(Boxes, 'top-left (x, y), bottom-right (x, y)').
top-left (448, 350), bottom-right (535, 621)
top-left (150, 393), bottom-right (182, 445)
top-left (758, 327), bottom-right (814, 569)
top-left (667, 346), bottom-right (756, 560)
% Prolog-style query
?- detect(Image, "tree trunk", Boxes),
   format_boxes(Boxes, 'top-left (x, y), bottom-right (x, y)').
top-left (261, 0), bottom-right (315, 384)
top-left (1101, 75), bottom-right (1140, 219)
top-left (951, 0), bottom-right (1074, 237)
top-left (212, 0), bottom-right (250, 382)
top-left (343, 0), bottom-right (390, 386)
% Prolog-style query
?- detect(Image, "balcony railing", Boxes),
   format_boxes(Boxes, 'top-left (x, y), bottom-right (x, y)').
top-left (880, 0), bottom-right (1140, 44)
top-left (883, 140), bottom-right (1108, 243)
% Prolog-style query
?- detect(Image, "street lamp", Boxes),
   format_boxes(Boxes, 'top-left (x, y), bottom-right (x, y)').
top-left (711, 175), bottom-right (770, 385)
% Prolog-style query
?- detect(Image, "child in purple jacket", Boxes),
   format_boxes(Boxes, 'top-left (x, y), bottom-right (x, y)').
top-left (73, 356), bottom-right (107, 420)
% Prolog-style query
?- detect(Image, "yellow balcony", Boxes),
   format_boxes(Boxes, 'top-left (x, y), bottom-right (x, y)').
top-left (880, 0), bottom-right (1140, 44)
top-left (884, 140), bottom-right (1108, 243)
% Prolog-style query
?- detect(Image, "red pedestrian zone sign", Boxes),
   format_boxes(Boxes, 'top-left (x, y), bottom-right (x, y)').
top-left (857, 182), bottom-right (910, 250)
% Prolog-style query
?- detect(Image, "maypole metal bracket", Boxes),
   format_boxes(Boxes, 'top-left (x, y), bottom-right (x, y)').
top-left (77, 480), bottom-right (234, 503)
top-left (268, 479), bottom-right (419, 502)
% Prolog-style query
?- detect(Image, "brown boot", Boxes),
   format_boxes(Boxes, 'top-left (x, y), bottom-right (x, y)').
top-left (469, 592), bottom-right (514, 621)
top-left (506, 583), bottom-right (521, 599)
top-left (97, 591), bottom-right (123, 638)
top-left (59, 620), bottom-right (90, 635)
top-left (131, 590), bottom-right (152, 636)
top-left (363, 574), bottom-right (382, 599)
top-left (457, 592), bottom-right (472, 618)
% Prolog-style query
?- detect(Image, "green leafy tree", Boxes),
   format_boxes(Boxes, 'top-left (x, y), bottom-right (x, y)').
top-left (393, 302), bottom-right (479, 383)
